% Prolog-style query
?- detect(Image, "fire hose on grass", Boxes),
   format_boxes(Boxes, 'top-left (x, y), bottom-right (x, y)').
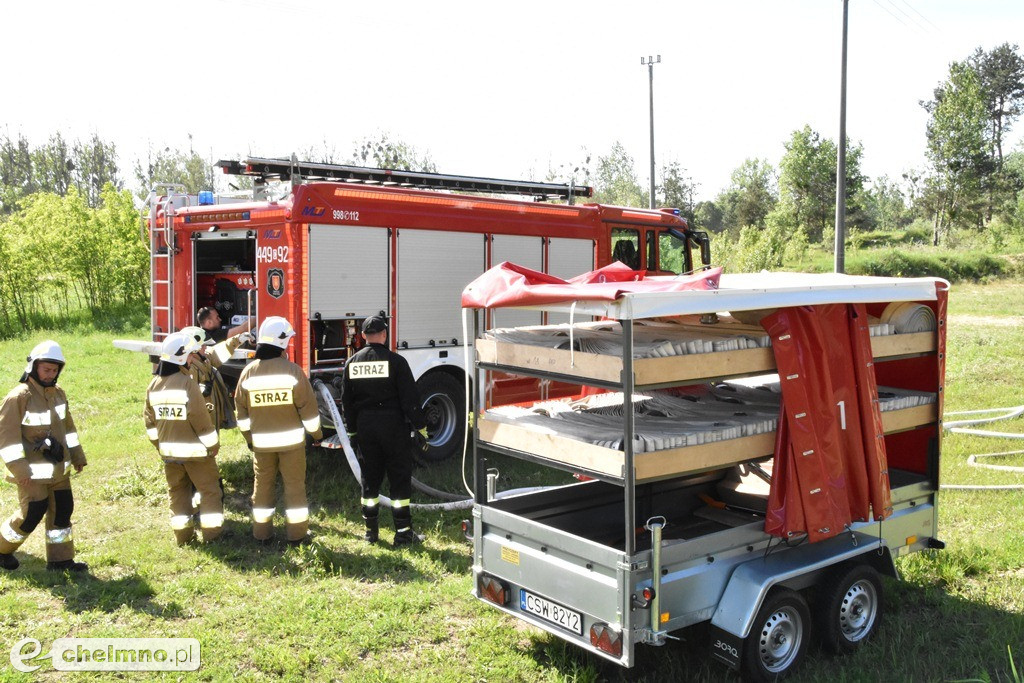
top-left (942, 404), bottom-right (1024, 491)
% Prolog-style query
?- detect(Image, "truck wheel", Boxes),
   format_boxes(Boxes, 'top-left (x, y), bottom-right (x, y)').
top-left (415, 372), bottom-right (465, 464)
top-left (816, 563), bottom-right (883, 655)
top-left (740, 588), bottom-right (810, 682)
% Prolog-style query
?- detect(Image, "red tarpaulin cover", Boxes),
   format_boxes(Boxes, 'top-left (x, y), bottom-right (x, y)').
top-left (762, 304), bottom-right (893, 543)
top-left (460, 261), bottom-right (722, 309)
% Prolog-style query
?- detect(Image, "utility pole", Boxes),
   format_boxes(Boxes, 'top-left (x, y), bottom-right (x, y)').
top-left (641, 55), bottom-right (661, 209)
top-left (834, 0), bottom-right (849, 273)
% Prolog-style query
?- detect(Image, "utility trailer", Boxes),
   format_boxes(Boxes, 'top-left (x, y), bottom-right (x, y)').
top-left (467, 271), bottom-right (947, 681)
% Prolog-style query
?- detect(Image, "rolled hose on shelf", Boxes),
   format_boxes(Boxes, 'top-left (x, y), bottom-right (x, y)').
top-left (314, 381), bottom-right (546, 510)
top-left (942, 404), bottom-right (1024, 491)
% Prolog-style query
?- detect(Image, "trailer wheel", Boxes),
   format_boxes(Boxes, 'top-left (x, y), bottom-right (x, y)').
top-left (740, 588), bottom-right (810, 682)
top-left (816, 563), bottom-right (883, 655)
top-left (416, 372), bottom-right (465, 464)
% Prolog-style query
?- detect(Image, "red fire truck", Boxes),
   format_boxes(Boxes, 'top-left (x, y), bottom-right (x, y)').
top-left (145, 157), bottom-right (711, 461)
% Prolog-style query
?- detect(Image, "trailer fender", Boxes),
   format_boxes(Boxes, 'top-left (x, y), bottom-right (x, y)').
top-left (708, 531), bottom-right (887, 670)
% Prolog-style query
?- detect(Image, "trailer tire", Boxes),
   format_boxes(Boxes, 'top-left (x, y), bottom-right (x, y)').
top-left (415, 372), bottom-right (465, 464)
top-left (740, 587), bottom-right (810, 682)
top-left (815, 563), bottom-right (883, 655)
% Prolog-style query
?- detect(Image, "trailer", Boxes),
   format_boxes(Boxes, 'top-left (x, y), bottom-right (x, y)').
top-left (142, 157), bottom-right (710, 460)
top-left (466, 270), bottom-right (947, 681)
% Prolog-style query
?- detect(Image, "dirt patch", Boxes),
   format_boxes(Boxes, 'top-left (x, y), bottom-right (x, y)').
top-left (949, 314), bottom-right (1023, 327)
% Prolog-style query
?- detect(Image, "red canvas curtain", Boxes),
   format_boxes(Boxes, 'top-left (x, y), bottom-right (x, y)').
top-left (762, 304), bottom-right (892, 543)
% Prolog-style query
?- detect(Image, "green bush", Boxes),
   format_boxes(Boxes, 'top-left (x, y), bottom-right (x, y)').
top-left (845, 248), bottom-right (1011, 282)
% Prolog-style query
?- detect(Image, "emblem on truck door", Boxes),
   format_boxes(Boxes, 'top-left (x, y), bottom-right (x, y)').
top-left (267, 268), bottom-right (285, 298)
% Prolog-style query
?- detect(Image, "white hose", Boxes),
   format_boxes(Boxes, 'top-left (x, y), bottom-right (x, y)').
top-left (317, 380), bottom-right (551, 510)
top-left (941, 405), bottom-right (1024, 491)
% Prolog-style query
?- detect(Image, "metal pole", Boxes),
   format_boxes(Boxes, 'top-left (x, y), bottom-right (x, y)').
top-left (641, 55), bottom-right (661, 209)
top-left (834, 0), bottom-right (849, 273)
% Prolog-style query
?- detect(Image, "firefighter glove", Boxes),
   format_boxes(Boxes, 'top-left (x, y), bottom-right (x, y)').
top-left (208, 444), bottom-right (220, 458)
top-left (413, 427), bottom-right (430, 453)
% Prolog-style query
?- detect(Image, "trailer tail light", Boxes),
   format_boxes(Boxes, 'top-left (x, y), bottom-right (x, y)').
top-left (589, 623), bottom-right (622, 658)
top-left (632, 586), bottom-right (655, 609)
top-left (478, 574), bottom-right (509, 606)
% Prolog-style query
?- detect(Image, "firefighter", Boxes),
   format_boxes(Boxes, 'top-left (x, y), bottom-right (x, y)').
top-left (180, 325), bottom-right (250, 431)
top-left (341, 316), bottom-right (429, 547)
top-left (144, 332), bottom-right (223, 545)
top-left (234, 317), bottom-right (322, 546)
top-left (197, 307), bottom-right (254, 344)
top-left (0, 341), bottom-right (88, 572)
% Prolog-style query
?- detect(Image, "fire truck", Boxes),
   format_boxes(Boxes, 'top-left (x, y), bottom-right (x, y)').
top-left (144, 157), bottom-right (711, 461)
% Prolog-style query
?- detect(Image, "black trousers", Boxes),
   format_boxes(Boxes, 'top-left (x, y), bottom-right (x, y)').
top-left (357, 410), bottom-right (413, 501)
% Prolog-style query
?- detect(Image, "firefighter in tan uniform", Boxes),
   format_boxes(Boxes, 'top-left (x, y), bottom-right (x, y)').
top-left (235, 317), bottom-right (322, 545)
top-left (0, 341), bottom-right (88, 572)
top-left (144, 332), bottom-right (223, 545)
top-left (180, 325), bottom-right (251, 431)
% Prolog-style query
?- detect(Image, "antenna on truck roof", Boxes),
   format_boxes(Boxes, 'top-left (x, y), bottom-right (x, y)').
top-left (215, 156), bottom-right (593, 203)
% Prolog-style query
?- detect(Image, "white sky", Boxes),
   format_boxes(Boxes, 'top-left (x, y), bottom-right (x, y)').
top-left (4, 0), bottom-right (1024, 202)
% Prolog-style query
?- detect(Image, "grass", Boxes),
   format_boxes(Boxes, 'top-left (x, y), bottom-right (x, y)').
top-left (0, 283), bottom-right (1022, 681)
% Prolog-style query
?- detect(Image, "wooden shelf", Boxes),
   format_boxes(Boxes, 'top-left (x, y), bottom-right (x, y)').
top-left (476, 331), bottom-right (935, 387)
top-left (478, 403), bottom-right (937, 484)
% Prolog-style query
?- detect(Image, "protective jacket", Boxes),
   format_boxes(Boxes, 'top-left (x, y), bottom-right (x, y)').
top-left (341, 344), bottom-right (425, 433)
top-left (0, 377), bottom-right (86, 484)
top-left (188, 333), bottom-right (245, 431)
top-left (235, 357), bottom-right (322, 453)
top-left (144, 371), bottom-right (219, 460)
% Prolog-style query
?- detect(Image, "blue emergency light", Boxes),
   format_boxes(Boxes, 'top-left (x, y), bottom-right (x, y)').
top-left (198, 191), bottom-right (215, 205)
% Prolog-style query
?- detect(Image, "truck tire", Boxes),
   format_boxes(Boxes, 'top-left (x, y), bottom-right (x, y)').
top-left (415, 372), bottom-right (465, 464)
top-left (740, 587), bottom-right (810, 682)
top-left (815, 563), bottom-right (883, 655)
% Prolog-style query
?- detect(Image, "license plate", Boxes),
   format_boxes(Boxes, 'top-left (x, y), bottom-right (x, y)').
top-left (519, 589), bottom-right (583, 635)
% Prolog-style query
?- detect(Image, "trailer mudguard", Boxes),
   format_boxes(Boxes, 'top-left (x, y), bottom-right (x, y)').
top-left (708, 530), bottom-right (893, 670)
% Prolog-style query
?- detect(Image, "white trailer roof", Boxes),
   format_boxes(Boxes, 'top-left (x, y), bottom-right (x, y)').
top-left (513, 272), bottom-right (949, 320)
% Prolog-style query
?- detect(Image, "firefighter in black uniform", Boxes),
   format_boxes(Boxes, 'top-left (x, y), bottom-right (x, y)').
top-left (341, 316), bottom-right (428, 546)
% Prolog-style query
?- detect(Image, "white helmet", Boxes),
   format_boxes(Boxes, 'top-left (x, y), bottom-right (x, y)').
top-left (257, 316), bottom-right (295, 349)
top-left (159, 332), bottom-right (192, 366)
top-left (179, 326), bottom-right (213, 352)
top-left (24, 340), bottom-right (66, 375)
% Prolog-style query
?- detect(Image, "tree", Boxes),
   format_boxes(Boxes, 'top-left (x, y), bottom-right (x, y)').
top-left (351, 133), bottom-right (437, 172)
top-left (863, 175), bottom-right (909, 232)
top-left (592, 141), bottom-right (646, 207)
top-left (72, 133), bottom-right (120, 207)
top-left (778, 125), bottom-right (866, 242)
top-left (0, 131), bottom-right (36, 213)
top-left (693, 200), bottom-right (724, 233)
top-left (134, 140), bottom-right (215, 198)
top-left (968, 43), bottom-right (1024, 170)
top-left (923, 61), bottom-right (989, 241)
top-left (658, 160), bottom-right (697, 222)
top-left (716, 158), bottom-right (778, 233)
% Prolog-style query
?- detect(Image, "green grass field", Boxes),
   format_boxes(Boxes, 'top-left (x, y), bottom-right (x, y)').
top-left (0, 284), bottom-right (1022, 681)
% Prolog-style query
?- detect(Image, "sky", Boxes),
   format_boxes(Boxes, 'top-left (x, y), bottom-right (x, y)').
top-left (4, 0), bottom-right (1024, 202)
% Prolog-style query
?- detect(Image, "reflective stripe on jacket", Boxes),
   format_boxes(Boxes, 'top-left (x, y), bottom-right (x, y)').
top-left (235, 357), bottom-right (322, 454)
top-left (144, 371), bottom-right (219, 461)
top-left (0, 378), bottom-right (85, 484)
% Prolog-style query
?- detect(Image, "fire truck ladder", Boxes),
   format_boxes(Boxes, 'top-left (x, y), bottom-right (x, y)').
top-left (215, 156), bottom-right (593, 203)
top-left (145, 184), bottom-right (189, 341)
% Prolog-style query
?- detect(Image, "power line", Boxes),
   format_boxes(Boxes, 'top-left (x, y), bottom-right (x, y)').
top-left (898, 0), bottom-right (941, 31)
top-left (870, 0), bottom-right (910, 29)
top-left (883, 0), bottom-right (931, 34)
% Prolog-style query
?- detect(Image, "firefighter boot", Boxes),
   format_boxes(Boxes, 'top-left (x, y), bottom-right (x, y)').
top-left (46, 560), bottom-right (89, 573)
top-left (0, 553), bottom-right (18, 570)
top-left (391, 500), bottom-right (422, 546)
top-left (362, 505), bottom-right (379, 544)
top-left (392, 529), bottom-right (424, 547)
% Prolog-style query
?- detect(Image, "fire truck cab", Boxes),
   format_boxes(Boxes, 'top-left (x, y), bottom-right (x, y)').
top-left (146, 157), bottom-right (711, 462)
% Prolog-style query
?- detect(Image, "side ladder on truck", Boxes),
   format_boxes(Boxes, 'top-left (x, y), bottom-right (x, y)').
top-left (145, 184), bottom-right (189, 341)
